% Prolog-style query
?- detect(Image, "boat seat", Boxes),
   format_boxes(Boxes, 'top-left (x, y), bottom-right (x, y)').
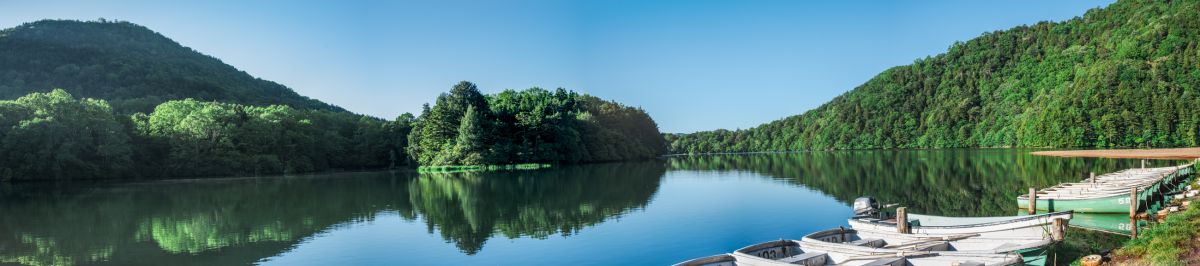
top-left (912, 241), bottom-right (950, 251)
top-left (992, 242), bottom-right (1019, 251)
top-left (778, 252), bottom-right (827, 266)
top-left (847, 238), bottom-right (885, 248)
top-left (863, 257), bottom-right (905, 266)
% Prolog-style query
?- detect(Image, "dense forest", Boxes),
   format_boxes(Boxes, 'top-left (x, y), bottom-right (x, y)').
top-left (407, 82), bottom-right (664, 166)
top-left (668, 0), bottom-right (1200, 154)
top-left (0, 20), bottom-right (664, 180)
top-left (0, 19), bottom-right (413, 180)
top-left (0, 84), bottom-right (662, 181)
top-left (0, 89), bottom-right (411, 180)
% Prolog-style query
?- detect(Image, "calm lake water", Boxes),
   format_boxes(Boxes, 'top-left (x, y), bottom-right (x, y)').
top-left (0, 149), bottom-right (1169, 265)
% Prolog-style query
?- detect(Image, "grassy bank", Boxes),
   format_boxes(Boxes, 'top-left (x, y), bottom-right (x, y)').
top-left (417, 163), bottom-right (552, 174)
top-left (1107, 179), bottom-right (1200, 265)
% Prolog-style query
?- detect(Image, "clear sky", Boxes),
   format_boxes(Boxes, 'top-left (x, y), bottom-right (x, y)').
top-left (0, 0), bottom-right (1114, 133)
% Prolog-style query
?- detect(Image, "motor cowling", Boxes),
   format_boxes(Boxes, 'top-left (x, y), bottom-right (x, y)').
top-left (852, 197), bottom-right (878, 217)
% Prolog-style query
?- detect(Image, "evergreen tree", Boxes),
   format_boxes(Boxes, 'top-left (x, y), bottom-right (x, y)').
top-left (412, 85), bottom-right (664, 166)
top-left (452, 105), bottom-right (488, 165)
top-left (409, 81), bottom-right (489, 165)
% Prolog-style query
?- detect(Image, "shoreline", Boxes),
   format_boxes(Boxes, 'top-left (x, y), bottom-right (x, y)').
top-left (1030, 147), bottom-right (1200, 160)
top-left (1107, 174), bottom-right (1200, 265)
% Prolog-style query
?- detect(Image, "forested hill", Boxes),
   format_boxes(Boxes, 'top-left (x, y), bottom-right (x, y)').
top-left (0, 19), bottom-right (343, 113)
top-left (668, 0), bottom-right (1200, 154)
top-left (0, 19), bottom-right (665, 181)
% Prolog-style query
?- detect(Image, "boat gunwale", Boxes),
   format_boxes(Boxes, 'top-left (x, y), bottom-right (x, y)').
top-left (801, 227), bottom-right (1054, 254)
top-left (671, 254), bottom-right (738, 266)
top-left (851, 210), bottom-right (1073, 230)
top-left (730, 238), bottom-right (1027, 266)
top-left (1017, 192), bottom-right (1129, 201)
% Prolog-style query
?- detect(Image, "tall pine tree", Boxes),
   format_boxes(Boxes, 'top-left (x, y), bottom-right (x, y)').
top-left (452, 105), bottom-right (488, 165)
top-left (409, 81), bottom-right (489, 165)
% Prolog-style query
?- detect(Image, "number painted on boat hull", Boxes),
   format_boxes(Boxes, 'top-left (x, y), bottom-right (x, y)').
top-left (1117, 222), bottom-right (1132, 231)
top-left (1117, 197), bottom-right (1130, 205)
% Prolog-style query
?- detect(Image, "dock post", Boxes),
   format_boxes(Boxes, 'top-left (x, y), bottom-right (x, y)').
top-left (1130, 187), bottom-right (1139, 238)
top-left (1051, 218), bottom-right (1066, 242)
top-left (1028, 187), bottom-right (1037, 214)
top-left (1130, 217), bottom-right (1139, 239)
top-left (896, 207), bottom-right (910, 234)
top-left (1090, 172), bottom-right (1095, 183)
top-left (1130, 187), bottom-right (1139, 214)
top-left (1142, 159), bottom-right (1146, 169)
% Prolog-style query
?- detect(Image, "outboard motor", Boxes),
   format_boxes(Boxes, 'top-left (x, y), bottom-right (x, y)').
top-left (852, 197), bottom-right (879, 218)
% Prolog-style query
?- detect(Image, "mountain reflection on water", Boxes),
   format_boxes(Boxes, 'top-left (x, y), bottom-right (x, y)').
top-left (667, 149), bottom-right (1147, 216)
top-left (0, 150), bottom-right (1161, 265)
top-left (0, 162), bottom-right (664, 265)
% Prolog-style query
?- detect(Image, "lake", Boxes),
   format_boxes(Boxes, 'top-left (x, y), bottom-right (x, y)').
top-left (0, 149), bottom-right (1163, 265)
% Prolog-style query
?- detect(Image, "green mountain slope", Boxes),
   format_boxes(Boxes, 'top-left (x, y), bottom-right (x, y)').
top-left (0, 19), bottom-right (343, 113)
top-left (668, 0), bottom-right (1200, 154)
top-left (0, 20), bottom-right (665, 180)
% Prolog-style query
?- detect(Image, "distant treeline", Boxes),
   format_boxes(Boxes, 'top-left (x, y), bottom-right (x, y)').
top-left (0, 89), bottom-right (408, 180)
top-left (0, 82), bottom-right (663, 181)
top-left (667, 0), bottom-right (1200, 154)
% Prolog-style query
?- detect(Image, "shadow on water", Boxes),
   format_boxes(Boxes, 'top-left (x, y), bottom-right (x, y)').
top-left (0, 161), bottom-right (666, 265)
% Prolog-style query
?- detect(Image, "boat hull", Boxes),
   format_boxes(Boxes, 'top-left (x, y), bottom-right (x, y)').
top-left (1018, 211), bottom-right (1140, 235)
top-left (1016, 163), bottom-right (1195, 214)
top-left (1016, 193), bottom-right (1131, 213)
top-left (730, 239), bottom-right (1025, 266)
top-left (1018, 248), bottom-right (1047, 266)
top-left (849, 211), bottom-right (1072, 237)
top-left (848, 211), bottom-right (1069, 266)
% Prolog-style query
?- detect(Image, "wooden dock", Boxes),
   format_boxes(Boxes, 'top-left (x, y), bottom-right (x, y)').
top-left (1031, 147), bottom-right (1200, 160)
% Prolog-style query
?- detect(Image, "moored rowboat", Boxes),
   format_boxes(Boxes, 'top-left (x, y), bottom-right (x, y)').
top-left (730, 239), bottom-right (1024, 266)
top-left (673, 254), bottom-right (739, 266)
top-left (1016, 164), bottom-right (1194, 213)
top-left (846, 200), bottom-right (1071, 266)
top-left (803, 227), bottom-right (1052, 255)
top-left (1016, 192), bottom-right (1134, 213)
top-left (847, 210), bottom-right (1073, 237)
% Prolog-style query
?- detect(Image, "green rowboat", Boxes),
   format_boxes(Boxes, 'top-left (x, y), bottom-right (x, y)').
top-left (1016, 192), bottom-right (1136, 213)
top-left (1017, 164), bottom-right (1194, 213)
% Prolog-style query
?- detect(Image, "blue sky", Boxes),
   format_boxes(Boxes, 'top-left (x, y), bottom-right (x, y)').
top-left (0, 0), bottom-right (1113, 133)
